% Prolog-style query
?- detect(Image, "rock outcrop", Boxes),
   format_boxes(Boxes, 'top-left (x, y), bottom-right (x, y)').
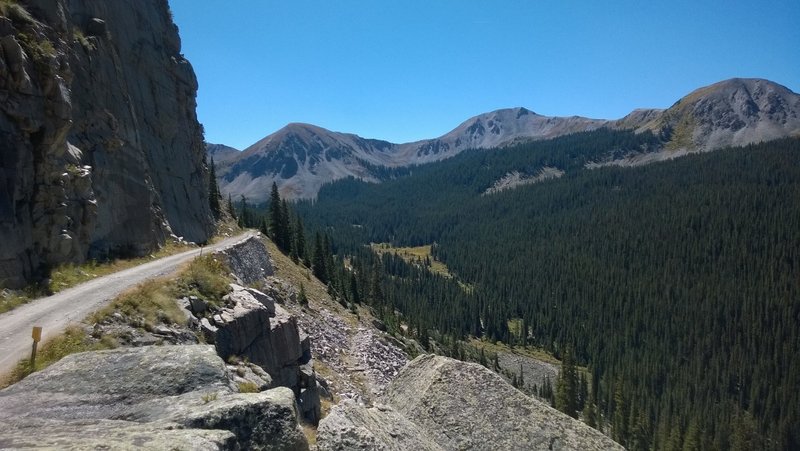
top-left (214, 234), bottom-right (275, 285)
top-left (0, 345), bottom-right (308, 450)
top-left (0, 0), bottom-right (213, 288)
top-left (317, 354), bottom-right (621, 450)
top-left (190, 282), bottom-right (320, 423)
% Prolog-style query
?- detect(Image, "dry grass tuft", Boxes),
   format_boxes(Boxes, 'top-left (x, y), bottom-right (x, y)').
top-left (90, 278), bottom-right (185, 329)
top-left (0, 325), bottom-right (117, 388)
top-left (237, 381), bottom-right (260, 393)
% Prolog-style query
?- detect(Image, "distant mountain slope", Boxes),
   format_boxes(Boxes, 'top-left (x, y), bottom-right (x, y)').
top-left (206, 143), bottom-right (240, 163)
top-left (212, 78), bottom-right (800, 201)
top-left (217, 123), bottom-right (396, 201)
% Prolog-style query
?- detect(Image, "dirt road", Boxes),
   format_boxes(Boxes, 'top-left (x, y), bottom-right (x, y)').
top-left (0, 232), bottom-right (253, 375)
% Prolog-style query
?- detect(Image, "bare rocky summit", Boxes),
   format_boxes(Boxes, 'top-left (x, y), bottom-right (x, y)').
top-left (0, 0), bottom-right (214, 287)
top-left (317, 354), bottom-right (622, 450)
top-left (640, 78), bottom-right (800, 151)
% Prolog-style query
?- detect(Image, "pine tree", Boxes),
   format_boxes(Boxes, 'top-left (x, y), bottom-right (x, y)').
top-left (556, 348), bottom-right (579, 418)
top-left (583, 391), bottom-right (598, 428)
top-left (349, 272), bottom-right (361, 304)
top-left (260, 217), bottom-right (268, 236)
top-left (312, 233), bottom-right (328, 284)
top-left (227, 194), bottom-right (236, 220)
top-left (208, 157), bottom-right (221, 219)
top-left (578, 372), bottom-right (589, 410)
top-left (299, 283), bottom-right (308, 306)
top-left (294, 216), bottom-right (308, 266)
top-left (238, 195), bottom-right (250, 228)
top-left (268, 182), bottom-right (282, 242)
top-left (369, 263), bottom-right (385, 313)
top-left (281, 199), bottom-right (294, 257)
top-left (479, 348), bottom-right (488, 367)
top-left (612, 379), bottom-right (630, 446)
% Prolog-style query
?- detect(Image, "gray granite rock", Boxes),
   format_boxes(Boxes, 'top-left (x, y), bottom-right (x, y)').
top-left (0, 419), bottom-right (237, 450)
top-left (318, 355), bottom-right (622, 450)
top-left (0, 345), bottom-right (309, 450)
top-left (214, 235), bottom-right (275, 285)
top-left (317, 402), bottom-right (441, 451)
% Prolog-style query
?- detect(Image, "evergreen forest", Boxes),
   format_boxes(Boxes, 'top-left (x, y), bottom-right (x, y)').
top-left (250, 131), bottom-right (799, 450)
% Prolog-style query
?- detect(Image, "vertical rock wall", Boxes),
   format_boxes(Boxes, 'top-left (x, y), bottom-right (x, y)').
top-left (0, 0), bottom-right (213, 287)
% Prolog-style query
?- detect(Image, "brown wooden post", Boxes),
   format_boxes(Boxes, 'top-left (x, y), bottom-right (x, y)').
top-left (31, 326), bottom-right (42, 368)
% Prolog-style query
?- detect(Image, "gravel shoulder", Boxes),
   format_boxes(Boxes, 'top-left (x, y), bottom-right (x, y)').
top-left (0, 232), bottom-right (253, 376)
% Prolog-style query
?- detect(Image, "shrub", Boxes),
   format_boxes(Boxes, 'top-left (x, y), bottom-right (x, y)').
top-left (91, 278), bottom-right (185, 329)
top-left (0, 1), bottom-right (36, 25)
top-left (177, 255), bottom-right (230, 304)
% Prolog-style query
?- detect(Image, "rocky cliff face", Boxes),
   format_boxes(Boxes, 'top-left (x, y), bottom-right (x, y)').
top-left (0, 0), bottom-right (213, 288)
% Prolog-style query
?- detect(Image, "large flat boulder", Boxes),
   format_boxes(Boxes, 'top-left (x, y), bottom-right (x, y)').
top-left (0, 345), bottom-right (232, 421)
top-left (0, 345), bottom-right (308, 450)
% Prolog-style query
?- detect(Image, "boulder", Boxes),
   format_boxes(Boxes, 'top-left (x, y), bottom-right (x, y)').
top-left (129, 388), bottom-right (308, 451)
top-left (200, 317), bottom-right (218, 343)
top-left (206, 283), bottom-right (320, 423)
top-left (189, 295), bottom-right (209, 314)
top-left (212, 284), bottom-right (300, 384)
top-left (318, 355), bottom-right (623, 450)
top-left (213, 235), bottom-right (274, 285)
top-left (229, 362), bottom-right (274, 391)
top-left (268, 305), bottom-right (304, 372)
top-left (225, 283), bottom-right (276, 316)
top-left (298, 385), bottom-right (322, 425)
top-left (317, 402), bottom-right (442, 451)
top-left (213, 285), bottom-right (272, 363)
top-left (0, 345), bottom-right (231, 421)
top-left (0, 345), bottom-right (309, 450)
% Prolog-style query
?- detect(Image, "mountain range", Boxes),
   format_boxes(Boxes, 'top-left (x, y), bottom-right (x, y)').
top-left (211, 78), bottom-right (800, 202)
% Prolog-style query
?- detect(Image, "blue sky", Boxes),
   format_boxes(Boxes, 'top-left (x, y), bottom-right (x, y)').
top-left (170, 0), bottom-right (800, 150)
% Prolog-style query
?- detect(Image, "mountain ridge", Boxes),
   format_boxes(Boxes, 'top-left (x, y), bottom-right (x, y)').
top-left (213, 78), bottom-right (800, 202)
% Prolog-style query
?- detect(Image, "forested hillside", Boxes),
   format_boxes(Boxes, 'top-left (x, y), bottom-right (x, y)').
top-left (294, 133), bottom-right (800, 450)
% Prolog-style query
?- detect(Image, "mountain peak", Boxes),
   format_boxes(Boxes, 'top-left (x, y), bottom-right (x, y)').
top-left (647, 78), bottom-right (800, 150)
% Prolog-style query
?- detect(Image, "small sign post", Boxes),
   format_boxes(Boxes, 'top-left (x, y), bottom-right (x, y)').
top-left (31, 326), bottom-right (42, 368)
